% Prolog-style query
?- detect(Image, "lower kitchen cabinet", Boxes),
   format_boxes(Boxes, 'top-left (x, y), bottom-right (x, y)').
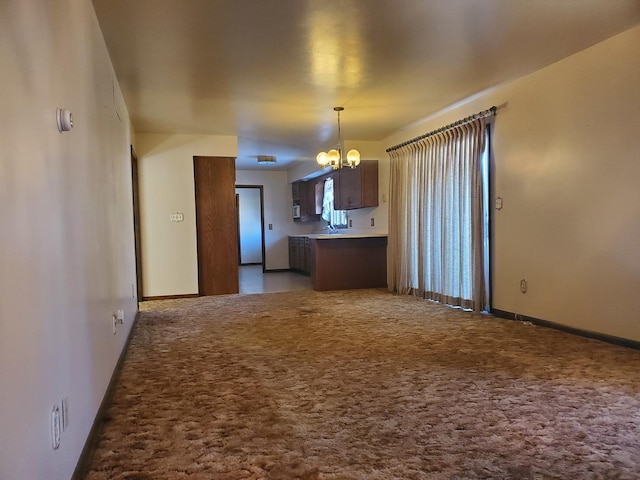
top-left (290, 235), bottom-right (387, 288)
top-left (310, 236), bottom-right (387, 291)
top-left (288, 236), bottom-right (311, 275)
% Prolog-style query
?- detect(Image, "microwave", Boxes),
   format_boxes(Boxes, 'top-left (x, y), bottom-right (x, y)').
top-left (293, 204), bottom-right (301, 219)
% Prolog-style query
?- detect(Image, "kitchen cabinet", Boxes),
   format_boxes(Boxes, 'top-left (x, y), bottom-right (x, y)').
top-left (292, 180), bottom-right (322, 223)
top-left (292, 181), bottom-right (301, 201)
top-left (334, 160), bottom-right (378, 210)
top-left (290, 234), bottom-right (387, 287)
top-left (292, 159), bottom-right (378, 222)
top-left (310, 235), bottom-right (387, 291)
top-left (288, 236), bottom-right (311, 274)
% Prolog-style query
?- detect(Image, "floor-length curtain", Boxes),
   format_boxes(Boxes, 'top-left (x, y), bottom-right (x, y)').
top-left (388, 118), bottom-right (487, 311)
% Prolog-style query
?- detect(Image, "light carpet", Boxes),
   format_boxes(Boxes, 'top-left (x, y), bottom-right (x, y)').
top-left (84, 289), bottom-right (640, 479)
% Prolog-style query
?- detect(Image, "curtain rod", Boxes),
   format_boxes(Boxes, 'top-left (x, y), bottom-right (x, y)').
top-left (385, 106), bottom-right (497, 153)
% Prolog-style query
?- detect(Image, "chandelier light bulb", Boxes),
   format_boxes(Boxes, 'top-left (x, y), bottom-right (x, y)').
top-left (316, 151), bottom-right (330, 167)
top-left (346, 149), bottom-right (361, 167)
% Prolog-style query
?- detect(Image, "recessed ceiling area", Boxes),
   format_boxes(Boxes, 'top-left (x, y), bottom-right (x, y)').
top-left (91, 0), bottom-right (640, 169)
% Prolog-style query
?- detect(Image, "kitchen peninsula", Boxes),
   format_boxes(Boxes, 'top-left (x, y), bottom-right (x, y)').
top-left (289, 233), bottom-right (387, 291)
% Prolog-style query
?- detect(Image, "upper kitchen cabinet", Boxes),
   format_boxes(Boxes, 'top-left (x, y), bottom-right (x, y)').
top-left (292, 181), bottom-right (301, 202)
top-left (292, 179), bottom-right (322, 223)
top-left (334, 160), bottom-right (378, 210)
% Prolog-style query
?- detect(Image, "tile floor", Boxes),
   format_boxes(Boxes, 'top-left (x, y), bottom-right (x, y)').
top-left (238, 265), bottom-right (312, 294)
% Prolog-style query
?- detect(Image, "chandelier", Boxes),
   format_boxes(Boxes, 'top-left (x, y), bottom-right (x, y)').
top-left (316, 107), bottom-right (361, 169)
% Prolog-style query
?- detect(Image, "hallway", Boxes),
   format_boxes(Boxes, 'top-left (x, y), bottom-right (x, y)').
top-left (238, 265), bottom-right (312, 294)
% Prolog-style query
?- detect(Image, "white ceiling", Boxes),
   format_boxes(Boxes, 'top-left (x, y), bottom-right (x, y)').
top-left (91, 0), bottom-right (640, 170)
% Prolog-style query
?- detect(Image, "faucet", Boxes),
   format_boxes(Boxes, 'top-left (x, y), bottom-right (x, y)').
top-left (327, 223), bottom-right (337, 233)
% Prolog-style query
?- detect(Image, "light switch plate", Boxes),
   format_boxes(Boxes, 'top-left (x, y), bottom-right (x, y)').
top-left (51, 405), bottom-right (61, 449)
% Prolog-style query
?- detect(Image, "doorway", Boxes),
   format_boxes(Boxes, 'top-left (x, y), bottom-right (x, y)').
top-left (235, 185), bottom-right (266, 271)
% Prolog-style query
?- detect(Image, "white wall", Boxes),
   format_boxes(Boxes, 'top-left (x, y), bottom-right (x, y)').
top-left (135, 134), bottom-right (238, 297)
top-left (384, 25), bottom-right (640, 341)
top-left (0, 1), bottom-right (137, 479)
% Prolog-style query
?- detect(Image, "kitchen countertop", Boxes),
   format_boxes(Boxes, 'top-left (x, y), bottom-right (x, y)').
top-left (289, 233), bottom-right (388, 239)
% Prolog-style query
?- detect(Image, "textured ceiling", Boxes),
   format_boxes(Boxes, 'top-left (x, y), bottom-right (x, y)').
top-left (92, 0), bottom-right (640, 169)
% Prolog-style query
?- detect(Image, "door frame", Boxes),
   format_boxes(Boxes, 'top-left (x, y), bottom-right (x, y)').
top-left (130, 145), bottom-right (143, 300)
top-left (235, 185), bottom-right (266, 272)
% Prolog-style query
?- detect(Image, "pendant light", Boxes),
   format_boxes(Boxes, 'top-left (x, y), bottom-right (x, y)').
top-left (316, 107), bottom-right (360, 169)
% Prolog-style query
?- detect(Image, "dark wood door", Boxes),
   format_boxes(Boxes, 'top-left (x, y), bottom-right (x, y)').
top-left (194, 156), bottom-right (239, 295)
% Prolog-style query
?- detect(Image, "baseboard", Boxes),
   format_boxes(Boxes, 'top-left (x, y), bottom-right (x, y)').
top-left (71, 310), bottom-right (141, 480)
top-left (142, 293), bottom-right (199, 301)
top-left (240, 262), bottom-right (263, 266)
top-left (491, 308), bottom-right (640, 351)
top-left (264, 268), bottom-right (295, 273)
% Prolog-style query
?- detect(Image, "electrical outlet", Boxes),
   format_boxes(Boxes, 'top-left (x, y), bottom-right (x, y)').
top-left (116, 309), bottom-right (125, 324)
top-left (112, 314), bottom-right (117, 334)
top-left (370, 218), bottom-right (375, 227)
top-left (520, 279), bottom-right (527, 293)
top-left (349, 219), bottom-right (353, 228)
top-left (268, 223), bottom-right (273, 230)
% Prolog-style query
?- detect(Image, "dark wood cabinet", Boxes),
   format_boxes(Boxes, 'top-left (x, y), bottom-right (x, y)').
top-left (288, 237), bottom-right (297, 269)
top-left (334, 160), bottom-right (378, 210)
top-left (304, 237), bottom-right (311, 273)
top-left (288, 236), bottom-right (311, 274)
top-left (292, 180), bottom-right (322, 222)
top-left (310, 236), bottom-right (387, 291)
top-left (291, 234), bottom-right (388, 286)
top-left (291, 181), bottom-right (301, 202)
top-left (292, 160), bottom-right (378, 221)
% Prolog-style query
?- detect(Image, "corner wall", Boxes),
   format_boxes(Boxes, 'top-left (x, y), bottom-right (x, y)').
top-left (0, 1), bottom-right (137, 479)
top-left (384, 25), bottom-right (640, 341)
top-left (135, 134), bottom-right (238, 297)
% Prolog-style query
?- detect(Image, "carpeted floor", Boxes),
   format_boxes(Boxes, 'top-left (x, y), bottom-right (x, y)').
top-left (84, 289), bottom-right (640, 479)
